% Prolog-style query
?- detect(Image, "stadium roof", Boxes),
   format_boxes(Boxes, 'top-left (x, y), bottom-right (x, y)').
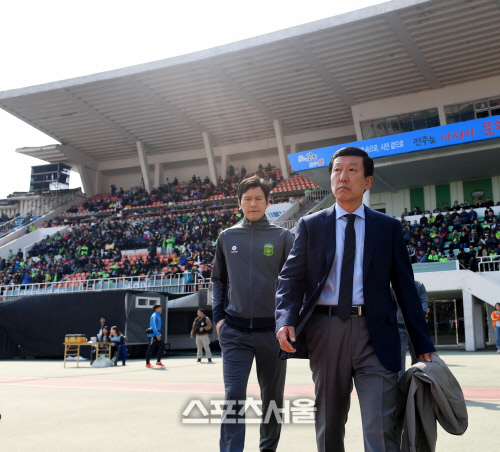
top-left (1, 0), bottom-right (500, 191)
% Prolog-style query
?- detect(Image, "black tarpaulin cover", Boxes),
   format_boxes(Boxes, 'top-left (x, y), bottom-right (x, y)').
top-left (0, 291), bottom-right (128, 357)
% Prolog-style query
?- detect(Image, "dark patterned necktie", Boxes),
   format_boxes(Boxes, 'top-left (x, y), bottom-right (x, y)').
top-left (338, 214), bottom-right (356, 321)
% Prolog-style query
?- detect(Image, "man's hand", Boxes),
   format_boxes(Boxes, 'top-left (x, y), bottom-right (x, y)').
top-left (419, 352), bottom-right (435, 362)
top-left (190, 334), bottom-right (193, 339)
top-left (277, 326), bottom-right (296, 353)
top-left (216, 319), bottom-right (225, 335)
top-left (156, 335), bottom-right (161, 341)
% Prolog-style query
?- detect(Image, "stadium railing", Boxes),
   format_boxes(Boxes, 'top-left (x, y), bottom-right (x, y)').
top-left (0, 273), bottom-right (209, 302)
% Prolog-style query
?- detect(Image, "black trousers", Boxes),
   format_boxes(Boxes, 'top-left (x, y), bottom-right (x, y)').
top-left (146, 337), bottom-right (165, 364)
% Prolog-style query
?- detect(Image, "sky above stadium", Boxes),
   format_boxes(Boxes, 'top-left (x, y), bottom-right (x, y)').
top-left (0, 0), bottom-right (386, 200)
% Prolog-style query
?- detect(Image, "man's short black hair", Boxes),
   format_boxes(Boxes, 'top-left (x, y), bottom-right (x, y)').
top-left (153, 304), bottom-right (161, 311)
top-left (198, 308), bottom-right (205, 313)
top-left (328, 146), bottom-right (374, 177)
top-left (237, 175), bottom-right (271, 202)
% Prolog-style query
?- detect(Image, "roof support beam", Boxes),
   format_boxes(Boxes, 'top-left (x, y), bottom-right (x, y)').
top-left (273, 120), bottom-right (290, 180)
top-left (202, 132), bottom-right (218, 184)
top-left (60, 89), bottom-right (161, 155)
top-left (385, 11), bottom-right (441, 90)
top-left (59, 145), bottom-right (98, 170)
top-left (290, 38), bottom-right (355, 106)
top-left (136, 141), bottom-right (153, 193)
top-left (130, 79), bottom-right (209, 137)
top-left (205, 61), bottom-right (291, 134)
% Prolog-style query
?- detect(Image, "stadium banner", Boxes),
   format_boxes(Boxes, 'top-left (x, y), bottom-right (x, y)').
top-left (288, 117), bottom-right (500, 172)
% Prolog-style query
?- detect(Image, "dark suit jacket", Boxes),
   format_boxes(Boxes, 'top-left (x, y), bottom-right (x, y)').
top-left (275, 204), bottom-right (435, 373)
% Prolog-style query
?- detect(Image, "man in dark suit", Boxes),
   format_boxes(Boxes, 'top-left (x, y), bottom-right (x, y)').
top-left (276, 147), bottom-right (435, 452)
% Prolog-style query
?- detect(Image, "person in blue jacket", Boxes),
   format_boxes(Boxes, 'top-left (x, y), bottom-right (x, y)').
top-left (146, 304), bottom-right (165, 368)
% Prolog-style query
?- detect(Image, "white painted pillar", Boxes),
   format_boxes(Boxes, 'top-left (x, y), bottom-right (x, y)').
top-left (202, 132), bottom-right (218, 184)
top-left (363, 190), bottom-right (371, 208)
top-left (76, 164), bottom-right (96, 198)
top-left (449, 182), bottom-right (459, 206)
top-left (136, 141), bottom-right (153, 193)
top-left (463, 291), bottom-right (486, 351)
top-left (456, 180), bottom-right (464, 203)
top-left (221, 154), bottom-right (228, 180)
top-left (491, 176), bottom-right (500, 204)
top-left (437, 104), bottom-right (447, 127)
top-left (95, 170), bottom-right (103, 195)
top-left (273, 119), bottom-right (290, 180)
top-left (154, 163), bottom-right (163, 188)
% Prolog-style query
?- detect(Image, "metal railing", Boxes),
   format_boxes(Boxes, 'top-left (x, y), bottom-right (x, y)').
top-left (477, 256), bottom-right (500, 272)
top-left (0, 273), bottom-right (210, 302)
top-left (274, 220), bottom-right (297, 230)
top-left (305, 189), bottom-right (329, 203)
top-left (0, 191), bottom-right (81, 239)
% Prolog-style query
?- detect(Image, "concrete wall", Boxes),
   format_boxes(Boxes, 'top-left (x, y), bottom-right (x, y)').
top-left (351, 74), bottom-right (500, 137)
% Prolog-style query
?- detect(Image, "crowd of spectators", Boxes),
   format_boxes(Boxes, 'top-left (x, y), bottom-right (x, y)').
top-left (65, 166), bottom-right (282, 217)
top-left (0, 207), bottom-right (243, 289)
top-left (401, 199), bottom-right (500, 271)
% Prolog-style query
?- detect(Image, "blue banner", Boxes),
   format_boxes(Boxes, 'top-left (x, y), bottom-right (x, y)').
top-left (289, 117), bottom-right (500, 172)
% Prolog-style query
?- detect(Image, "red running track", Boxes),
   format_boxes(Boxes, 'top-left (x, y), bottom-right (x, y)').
top-left (1, 377), bottom-right (500, 401)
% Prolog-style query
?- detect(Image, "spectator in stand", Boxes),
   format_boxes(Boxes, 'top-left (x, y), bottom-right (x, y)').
top-left (432, 204), bottom-right (441, 213)
top-left (428, 249), bottom-right (439, 262)
top-left (468, 254), bottom-right (478, 272)
top-left (459, 226), bottom-right (470, 249)
top-left (469, 230), bottom-right (479, 248)
top-left (401, 207), bottom-right (409, 217)
top-left (459, 207), bottom-right (470, 225)
top-left (419, 214), bottom-right (428, 227)
top-left (462, 199), bottom-right (471, 209)
top-left (475, 244), bottom-right (488, 264)
top-left (407, 244), bottom-right (416, 263)
top-left (471, 218), bottom-right (483, 236)
top-left (403, 225), bottom-right (411, 244)
top-left (452, 201), bottom-right (460, 210)
top-left (417, 249), bottom-right (428, 263)
top-left (451, 208), bottom-right (462, 229)
top-left (449, 229), bottom-right (460, 250)
top-left (443, 209), bottom-right (452, 226)
top-left (469, 206), bottom-right (478, 223)
top-left (485, 197), bottom-right (494, 208)
top-left (476, 198), bottom-right (486, 208)
top-left (412, 205), bottom-right (422, 215)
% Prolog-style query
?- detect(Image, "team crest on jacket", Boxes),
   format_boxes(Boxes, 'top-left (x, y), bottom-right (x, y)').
top-left (263, 243), bottom-right (274, 257)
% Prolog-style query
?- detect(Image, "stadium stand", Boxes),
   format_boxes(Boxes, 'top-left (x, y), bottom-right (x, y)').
top-left (0, 168), bottom-right (319, 300)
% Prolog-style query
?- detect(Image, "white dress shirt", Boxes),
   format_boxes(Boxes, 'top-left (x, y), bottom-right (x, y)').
top-left (317, 203), bottom-right (365, 306)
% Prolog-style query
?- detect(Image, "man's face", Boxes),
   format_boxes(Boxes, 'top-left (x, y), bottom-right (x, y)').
top-left (197, 310), bottom-right (203, 318)
top-left (156, 306), bottom-right (163, 314)
top-left (330, 156), bottom-right (372, 208)
top-left (100, 317), bottom-right (105, 325)
top-left (238, 186), bottom-right (269, 222)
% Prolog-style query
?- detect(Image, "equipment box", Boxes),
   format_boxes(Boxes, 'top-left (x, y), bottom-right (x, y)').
top-left (65, 334), bottom-right (87, 343)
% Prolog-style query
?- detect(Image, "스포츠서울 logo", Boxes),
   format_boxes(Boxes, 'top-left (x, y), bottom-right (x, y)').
top-left (263, 243), bottom-right (274, 257)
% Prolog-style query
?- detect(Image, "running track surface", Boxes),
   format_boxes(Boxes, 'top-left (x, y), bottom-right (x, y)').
top-left (1, 377), bottom-right (499, 401)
